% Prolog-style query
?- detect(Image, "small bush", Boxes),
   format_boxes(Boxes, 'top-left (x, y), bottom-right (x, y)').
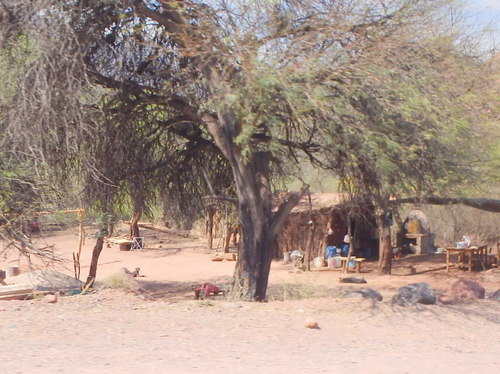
top-left (101, 272), bottom-right (137, 292)
top-left (268, 282), bottom-right (330, 301)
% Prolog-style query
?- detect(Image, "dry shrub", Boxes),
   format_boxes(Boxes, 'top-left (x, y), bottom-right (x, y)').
top-left (268, 282), bottom-right (331, 301)
top-left (101, 272), bottom-right (139, 292)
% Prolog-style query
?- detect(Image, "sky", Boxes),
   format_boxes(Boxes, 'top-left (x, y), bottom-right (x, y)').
top-left (469, 0), bottom-right (500, 11)
top-left (465, 0), bottom-right (500, 26)
top-left (461, 0), bottom-right (499, 50)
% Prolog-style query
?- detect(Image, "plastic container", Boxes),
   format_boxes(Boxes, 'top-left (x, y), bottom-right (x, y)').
top-left (341, 244), bottom-right (350, 256)
top-left (325, 246), bottom-right (337, 259)
top-left (313, 256), bottom-right (325, 268)
top-left (329, 256), bottom-right (342, 268)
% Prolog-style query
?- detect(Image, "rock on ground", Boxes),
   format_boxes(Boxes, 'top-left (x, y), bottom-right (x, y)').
top-left (304, 317), bottom-right (319, 329)
top-left (440, 278), bottom-right (485, 304)
top-left (491, 289), bottom-right (500, 301)
top-left (43, 294), bottom-right (58, 303)
top-left (345, 288), bottom-right (383, 301)
top-left (392, 282), bottom-right (436, 307)
top-left (339, 277), bottom-right (367, 284)
top-left (7, 270), bottom-right (83, 292)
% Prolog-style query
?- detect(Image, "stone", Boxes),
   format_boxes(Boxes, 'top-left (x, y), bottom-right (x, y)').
top-left (8, 270), bottom-right (83, 292)
top-left (392, 282), bottom-right (436, 307)
top-left (339, 277), bottom-right (367, 284)
top-left (345, 288), bottom-right (383, 301)
top-left (44, 294), bottom-right (58, 304)
top-left (304, 317), bottom-right (319, 329)
top-left (440, 278), bottom-right (485, 304)
top-left (490, 289), bottom-right (500, 301)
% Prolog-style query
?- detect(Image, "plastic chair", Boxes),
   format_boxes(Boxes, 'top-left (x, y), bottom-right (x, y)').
top-left (131, 237), bottom-right (144, 251)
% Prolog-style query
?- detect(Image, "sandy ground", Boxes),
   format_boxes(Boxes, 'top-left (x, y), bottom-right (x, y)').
top-left (1, 225), bottom-right (499, 374)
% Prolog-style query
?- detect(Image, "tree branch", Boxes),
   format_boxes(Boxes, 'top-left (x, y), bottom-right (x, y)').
top-left (271, 184), bottom-right (309, 239)
top-left (391, 197), bottom-right (500, 213)
top-left (203, 195), bottom-right (238, 204)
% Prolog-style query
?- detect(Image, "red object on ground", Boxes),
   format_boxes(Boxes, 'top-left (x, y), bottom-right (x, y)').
top-left (194, 283), bottom-right (222, 299)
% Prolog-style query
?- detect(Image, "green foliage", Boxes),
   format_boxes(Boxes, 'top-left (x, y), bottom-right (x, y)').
top-left (0, 157), bottom-right (44, 214)
top-left (0, 34), bottom-right (36, 107)
top-left (315, 36), bottom-right (496, 201)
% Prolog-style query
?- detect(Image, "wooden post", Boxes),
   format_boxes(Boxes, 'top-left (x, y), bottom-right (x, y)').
top-left (446, 249), bottom-right (450, 272)
top-left (73, 209), bottom-right (85, 281)
top-left (223, 224), bottom-right (232, 253)
top-left (343, 214), bottom-right (355, 273)
top-left (129, 210), bottom-right (142, 238)
top-left (85, 236), bottom-right (104, 289)
top-left (206, 205), bottom-right (215, 251)
top-left (304, 192), bottom-right (315, 271)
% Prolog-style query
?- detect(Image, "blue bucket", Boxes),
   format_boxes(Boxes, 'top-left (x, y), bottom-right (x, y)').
top-left (325, 246), bottom-right (337, 259)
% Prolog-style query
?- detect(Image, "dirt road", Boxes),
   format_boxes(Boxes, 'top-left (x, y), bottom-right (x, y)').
top-left (1, 227), bottom-right (499, 373)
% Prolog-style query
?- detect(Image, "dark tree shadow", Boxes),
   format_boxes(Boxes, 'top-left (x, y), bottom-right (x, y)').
top-left (137, 276), bottom-right (233, 301)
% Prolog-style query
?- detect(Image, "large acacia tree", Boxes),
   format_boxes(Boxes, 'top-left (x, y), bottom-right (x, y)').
top-left (2, 0), bottom-right (495, 298)
top-left (314, 17), bottom-right (498, 274)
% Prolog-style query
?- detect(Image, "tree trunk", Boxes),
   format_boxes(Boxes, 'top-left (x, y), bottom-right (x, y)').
top-left (206, 205), bottom-right (216, 251)
top-left (226, 152), bottom-right (305, 301)
top-left (304, 220), bottom-right (315, 271)
top-left (304, 193), bottom-right (314, 271)
top-left (130, 210), bottom-right (142, 238)
top-left (375, 204), bottom-right (392, 275)
top-left (232, 225), bottom-right (239, 245)
top-left (223, 224), bottom-right (233, 253)
top-left (230, 152), bottom-right (274, 300)
top-left (107, 223), bottom-right (114, 237)
top-left (85, 236), bottom-right (104, 289)
top-left (203, 109), bottom-right (305, 301)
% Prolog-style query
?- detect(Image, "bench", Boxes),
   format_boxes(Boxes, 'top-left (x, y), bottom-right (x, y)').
top-left (339, 257), bottom-right (366, 273)
top-left (353, 258), bottom-right (366, 273)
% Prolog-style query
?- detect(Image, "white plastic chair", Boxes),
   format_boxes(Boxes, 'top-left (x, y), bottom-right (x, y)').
top-left (131, 237), bottom-right (144, 251)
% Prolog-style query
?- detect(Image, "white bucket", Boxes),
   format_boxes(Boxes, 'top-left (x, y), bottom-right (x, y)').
top-left (313, 256), bottom-right (325, 268)
top-left (332, 257), bottom-right (342, 268)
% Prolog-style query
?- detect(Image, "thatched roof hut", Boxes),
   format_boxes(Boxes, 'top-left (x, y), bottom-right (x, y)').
top-left (276, 193), bottom-right (378, 260)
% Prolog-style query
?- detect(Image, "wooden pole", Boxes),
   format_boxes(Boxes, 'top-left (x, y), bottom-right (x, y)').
top-left (343, 213), bottom-right (355, 273)
top-left (304, 192), bottom-right (314, 271)
top-left (74, 209), bottom-right (85, 281)
top-left (223, 224), bottom-right (232, 254)
top-left (207, 205), bottom-right (215, 250)
top-left (85, 236), bottom-right (104, 289)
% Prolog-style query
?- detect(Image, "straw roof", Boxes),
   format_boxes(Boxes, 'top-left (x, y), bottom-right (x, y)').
top-left (290, 193), bottom-right (345, 213)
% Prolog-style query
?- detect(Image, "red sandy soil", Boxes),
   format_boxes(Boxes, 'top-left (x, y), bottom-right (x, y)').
top-left (1, 225), bottom-right (499, 374)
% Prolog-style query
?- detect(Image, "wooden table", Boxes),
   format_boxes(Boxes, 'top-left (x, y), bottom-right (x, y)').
top-left (106, 238), bottom-right (133, 251)
top-left (446, 246), bottom-right (487, 272)
top-left (339, 257), bottom-right (366, 273)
